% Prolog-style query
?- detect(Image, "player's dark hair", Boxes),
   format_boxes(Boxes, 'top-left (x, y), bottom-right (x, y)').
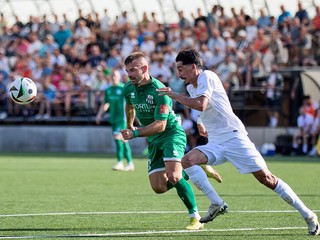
top-left (124, 52), bottom-right (146, 65)
top-left (175, 49), bottom-right (203, 69)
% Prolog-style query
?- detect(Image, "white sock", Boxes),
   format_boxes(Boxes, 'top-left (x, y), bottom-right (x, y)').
top-left (274, 178), bottom-right (313, 219)
top-left (189, 211), bottom-right (201, 220)
top-left (184, 165), bottom-right (224, 205)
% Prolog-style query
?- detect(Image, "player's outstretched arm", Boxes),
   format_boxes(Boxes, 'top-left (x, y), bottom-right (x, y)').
top-left (157, 87), bottom-right (208, 111)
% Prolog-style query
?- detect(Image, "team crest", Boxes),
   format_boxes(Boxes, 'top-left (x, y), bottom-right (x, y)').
top-left (131, 92), bottom-right (135, 98)
top-left (146, 95), bottom-right (154, 104)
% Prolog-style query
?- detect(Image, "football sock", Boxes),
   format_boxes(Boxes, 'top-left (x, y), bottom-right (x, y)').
top-left (123, 141), bottom-right (133, 164)
top-left (174, 178), bottom-right (198, 214)
top-left (115, 139), bottom-right (123, 162)
top-left (184, 165), bottom-right (224, 205)
top-left (182, 169), bottom-right (189, 181)
top-left (274, 178), bottom-right (313, 218)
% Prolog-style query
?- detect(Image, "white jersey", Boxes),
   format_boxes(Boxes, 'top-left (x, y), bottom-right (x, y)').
top-left (187, 70), bottom-right (248, 144)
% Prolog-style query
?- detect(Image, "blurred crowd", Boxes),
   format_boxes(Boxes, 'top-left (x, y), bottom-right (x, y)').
top-left (0, 2), bottom-right (320, 137)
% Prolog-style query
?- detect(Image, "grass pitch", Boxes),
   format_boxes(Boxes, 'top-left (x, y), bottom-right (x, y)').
top-left (0, 153), bottom-right (319, 239)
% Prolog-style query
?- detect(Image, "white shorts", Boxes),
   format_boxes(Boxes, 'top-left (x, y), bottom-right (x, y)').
top-left (196, 136), bottom-right (267, 174)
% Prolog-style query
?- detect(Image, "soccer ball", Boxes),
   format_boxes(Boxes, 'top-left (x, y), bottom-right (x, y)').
top-left (9, 77), bottom-right (37, 104)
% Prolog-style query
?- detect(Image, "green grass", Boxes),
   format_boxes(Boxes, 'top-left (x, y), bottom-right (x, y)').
top-left (0, 153), bottom-right (319, 239)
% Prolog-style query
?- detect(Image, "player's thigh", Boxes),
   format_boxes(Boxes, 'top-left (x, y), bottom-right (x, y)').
top-left (224, 137), bottom-right (267, 174)
top-left (182, 148), bottom-right (209, 168)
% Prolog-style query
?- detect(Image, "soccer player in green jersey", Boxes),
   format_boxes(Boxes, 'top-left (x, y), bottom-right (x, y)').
top-left (120, 52), bottom-right (206, 230)
top-left (96, 69), bottom-right (134, 171)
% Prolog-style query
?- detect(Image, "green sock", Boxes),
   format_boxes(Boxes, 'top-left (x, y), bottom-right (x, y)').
top-left (182, 169), bottom-right (189, 181)
top-left (115, 139), bottom-right (123, 162)
top-left (123, 141), bottom-right (133, 164)
top-left (174, 178), bottom-right (198, 214)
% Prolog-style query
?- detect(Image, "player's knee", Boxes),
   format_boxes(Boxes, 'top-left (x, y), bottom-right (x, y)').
top-left (166, 171), bottom-right (180, 185)
top-left (181, 154), bottom-right (195, 169)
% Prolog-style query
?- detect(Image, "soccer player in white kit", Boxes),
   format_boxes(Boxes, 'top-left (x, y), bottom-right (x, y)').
top-left (157, 49), bottom-right (319, 235)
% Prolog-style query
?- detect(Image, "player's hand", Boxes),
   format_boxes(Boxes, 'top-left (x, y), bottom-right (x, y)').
top-left (120, 129), bottom-right (134, 140)
top-left (197, 123), bottom-right (208, 138)
top-left (157, 87), bottom-right (176, 99)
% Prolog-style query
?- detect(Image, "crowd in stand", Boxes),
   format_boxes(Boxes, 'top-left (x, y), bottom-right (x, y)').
top-left (0, 2), bottom-right (320, 136)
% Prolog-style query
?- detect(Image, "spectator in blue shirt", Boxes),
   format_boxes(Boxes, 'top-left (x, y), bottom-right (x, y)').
top-left (278, 5), bottom-right (291, 25)
top-left (53, 23), bottom-right (72, 52)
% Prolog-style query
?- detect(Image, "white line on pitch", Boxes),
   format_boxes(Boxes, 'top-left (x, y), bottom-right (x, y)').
top-left (0, 210), bottom-right (320, 218)
top-left (0, 226), bottom-right (307, 239)
top-left (0, 210), bottom-right (319, 218)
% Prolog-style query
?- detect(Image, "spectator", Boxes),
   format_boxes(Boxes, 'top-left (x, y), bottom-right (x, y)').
top-left (238, 42), bottom-right (262, 87)
top-left (198, 43), bottom-right (215, 69)
top-left (295, 1), bottom-right (309, 25)
top-left (0, 48), bottom-right (10, 75)
top-left (0, 72), bottom-right (8, 119)
top-left (246, 18), bottom-right (258, 42)
top-left (27, 32), bottom-right (42, 56)
top-left (269, 30), bottom-right (288, 65)
top-left (216, 54), bottom-right (238, 92)
top-left (303, 95), bottom-right (315, 117)
top-left (39, 34), bottom-right (59, 58)
top-left (53, 23), bottom-right (72, 52)
top-left (87, 45), bottom-right (104, 68)
top-left (139, 33), bottom-right (155, 56)
top-left (278, 5), bottom-right (291, 25)
top-left (35, 76), bottom-right (56, 119)
top-left (252, 29), bottom-right (270, 72)
top-left (192, 8), bottom-right (207, 27)
top-left (178, 10), bottom-right (191, 29)
top-left (50, 48), bottom-right (67, 67)
top-left (308, 108), bottom-right (320, 157)
top-left (262, 64), bottom-right (284, 127)
top-left (120, 29), bottom-right (138, 58)
top-left (74, 19), bottom-right (91, 40)
top-left (149, 54), bottom-right (172, 86)
top-left (106, 47), bottom-right (122, 69)
top-left (235, 30), bottom-right (250, 53)
top-left (207, 28), bottom-right (225, 54)
top-left (292, 106), bottom-right (314, 155)
top-left (257, 8), bottom-right (271, 29)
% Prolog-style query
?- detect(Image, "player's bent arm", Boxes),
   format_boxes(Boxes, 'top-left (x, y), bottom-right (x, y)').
top-left (125, 104), bottom-right (136, 129)
top-left (158, 88), bottom-right (208, 111)
top-left (137, 120), bottom-right (167, 137)
top-left (173, 94), bottom-right (208, 112)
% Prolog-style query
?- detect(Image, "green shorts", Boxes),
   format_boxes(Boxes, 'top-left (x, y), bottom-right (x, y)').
top-left (147, 131), bottom-right (186, 175)
top-left (111, 121), bottom-right (126, 135)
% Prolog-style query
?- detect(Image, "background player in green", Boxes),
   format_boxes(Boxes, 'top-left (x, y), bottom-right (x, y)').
top-left (120, 52), bottom-right (221, 230)
top-left (96, 69), bottom-right (134, 171)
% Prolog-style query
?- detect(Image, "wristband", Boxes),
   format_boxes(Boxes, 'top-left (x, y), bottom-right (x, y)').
top-left (132, 129), bottom-right (139, 138)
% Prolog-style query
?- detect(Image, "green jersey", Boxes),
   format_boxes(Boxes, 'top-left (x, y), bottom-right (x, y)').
top-left (104, 83), bottom-right (126, 125)
top-left (124, 77), bottom-right (185, 143)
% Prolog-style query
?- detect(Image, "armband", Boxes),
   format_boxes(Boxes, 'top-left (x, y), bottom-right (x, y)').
top-left (132, 129), bottom-right (139, 138)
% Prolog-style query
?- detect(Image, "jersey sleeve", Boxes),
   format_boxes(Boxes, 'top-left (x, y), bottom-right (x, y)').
top-left (154, 94), bottom-right (171, 121)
